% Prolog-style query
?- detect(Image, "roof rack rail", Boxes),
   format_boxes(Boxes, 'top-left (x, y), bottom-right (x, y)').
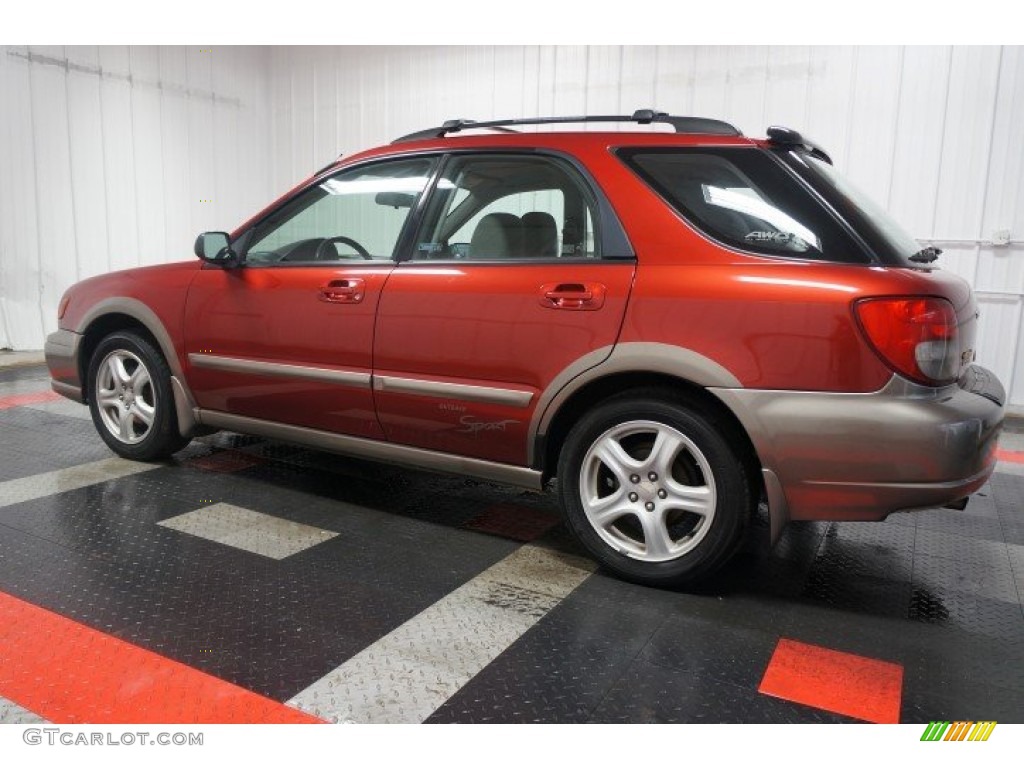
top-left (393, 109), bottom-right (742, 143)
top-left (765, 126), bottom-right (833, 165)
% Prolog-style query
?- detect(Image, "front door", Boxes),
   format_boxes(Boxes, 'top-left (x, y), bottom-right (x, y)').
top-left (184, 156), bottom-right (436, 438)
top-left (373, 153), bottom-right (635, 465)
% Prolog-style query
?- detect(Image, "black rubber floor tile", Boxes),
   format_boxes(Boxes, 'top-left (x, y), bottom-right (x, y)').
top-left (772, 599), bottom-right (922, 667)
top-left (639, 613), bottom-right (778, 689)
top-left (0, 404), bottom-right (93, 435)
top-left (532, 573), bottom-right (674, 642)
top-left (908, 587), bottom-right (1024, 643)
top-left (823, 520), bottom-right (917, 551)
top-left (914, 526), bottom-right (1011, 567)
top-left (587, 661), bottom-right (855, 723)
top-left (809, 521), bottom-right (915, 580)
top-left (958, 487), bottom-right (1000, 519)
top-left (1007, 545), bottom-right (1024, 601)
top-left (713, 522), bottom-right (828, 600)
top-left (0, 481), bottom-right (199, 554)
top-left (801, 569), bottom-right (913, 619)
top-left (900, 624), bottom-right (1024, 697)
top-left (426, 613), bottom-right (652, 723)
top-left (987, 473), bottom-right (1024, 533)
top-left (0, 364), bottom-right (48, 384)
top-left (912, 552), bottom-right (1019, 605)
top-left (910, 509), bottom-right (1006, 542)
top-left (902, 679), bottom-right (1024, 723)
top-left (0, 423), bottom-right (112, 482)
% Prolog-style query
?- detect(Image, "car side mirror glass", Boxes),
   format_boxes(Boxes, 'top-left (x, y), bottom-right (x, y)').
top-left (194, 232), bottom-right (237, 266)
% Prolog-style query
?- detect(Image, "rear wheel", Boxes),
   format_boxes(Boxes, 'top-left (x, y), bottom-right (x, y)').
top-left (557, 392), bottom-right (753, 587)
top-left (87, 330), bottom-right (190, 461)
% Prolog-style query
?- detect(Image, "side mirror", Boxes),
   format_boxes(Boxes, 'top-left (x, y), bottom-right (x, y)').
top-left (194, 231), bottom-right (238, 266)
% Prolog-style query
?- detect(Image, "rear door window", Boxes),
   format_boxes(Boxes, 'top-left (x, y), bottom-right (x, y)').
top-left (412, 154), bottom-right (601, 261)
top-left (619, 147), bottom-right (870, 264)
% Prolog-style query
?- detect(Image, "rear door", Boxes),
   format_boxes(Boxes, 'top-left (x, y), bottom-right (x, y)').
top-left (373, 152), bottom-right (635, 465)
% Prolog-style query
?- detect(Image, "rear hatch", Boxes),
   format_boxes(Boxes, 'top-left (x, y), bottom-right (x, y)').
top-left (778, 148), bottom-right (983, 385)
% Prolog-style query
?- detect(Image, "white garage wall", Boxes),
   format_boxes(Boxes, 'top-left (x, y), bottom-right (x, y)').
top-left (0, 45), bottom-right (271, 351)
top-left (269, 45), bottom-right (1024, 407)
top-left (3, 45), bottom-right (1024, 408)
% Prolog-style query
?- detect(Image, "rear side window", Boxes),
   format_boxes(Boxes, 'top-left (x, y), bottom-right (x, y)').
top-left (619, 147), bottom-right (870, 264)
top-left (412, 154), bottom-right (601, 261)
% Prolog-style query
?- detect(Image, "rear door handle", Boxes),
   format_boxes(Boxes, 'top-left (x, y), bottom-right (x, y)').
top-left (539, 282), bottom-right (606, 311)
top-left (319, 278), bottom-right (365, 304)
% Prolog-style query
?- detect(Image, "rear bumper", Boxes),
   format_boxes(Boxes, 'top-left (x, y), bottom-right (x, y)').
top-left (712, 365), bottom-right (1005, 524)
top-left (44, 329), bottom-right (84, 403)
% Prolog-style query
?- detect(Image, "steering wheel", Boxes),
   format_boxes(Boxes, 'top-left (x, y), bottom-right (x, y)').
top-left (315, 236), bottom-right (372, 260)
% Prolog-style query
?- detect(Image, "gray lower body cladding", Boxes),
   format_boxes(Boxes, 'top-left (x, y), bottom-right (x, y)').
top-left (712, 365), bottom-right (1004, 523)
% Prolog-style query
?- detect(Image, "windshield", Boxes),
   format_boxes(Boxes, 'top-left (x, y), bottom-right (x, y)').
top-left (781, 151), bottom-right (924, 267)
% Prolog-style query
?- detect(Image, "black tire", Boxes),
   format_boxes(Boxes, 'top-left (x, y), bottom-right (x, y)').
top-left (557, 390), bottom-right (753, 588)
top-left (86, 330), bottom-right (190, 461)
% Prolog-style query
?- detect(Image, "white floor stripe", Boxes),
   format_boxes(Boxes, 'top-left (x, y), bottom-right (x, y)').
top-left (0, 696), bottom-right (47, 724)
top-left (0, 457), bottom-right (159, 509)
top-left (159, 503), bottom-right (339, 559)
top-left (287, 544), bottom-right (594, 723)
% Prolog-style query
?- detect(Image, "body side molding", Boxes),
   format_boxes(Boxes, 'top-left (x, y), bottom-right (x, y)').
top-left (197, 410), bottom-right (544, 490)
top-left (189, 354), bottom-right (372, 388)
top-left (373, 375), bottom-right (534, 407)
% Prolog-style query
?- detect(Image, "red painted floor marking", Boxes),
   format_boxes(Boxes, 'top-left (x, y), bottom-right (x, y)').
top-left (996, 448), bottom-right (1024, 465)
top-left (758, 638), bottom-right (903, 724)
top-left (0, 591), bottom-right (323, 724)
top-left (0, 390), bottom-right (61, 410)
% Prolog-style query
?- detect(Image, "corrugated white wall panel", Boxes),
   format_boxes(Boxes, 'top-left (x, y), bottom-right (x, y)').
top-left (975, 293), bottom-right (1022, 392)
top-left (763, 46), bottom-right (811, 131)
top-left (0, 45), bottom-right (43, 348)
top-left (30, 46), bottom-right (79, 336)
top-left (934, 47), bottom-right (1001, 241)
top-left (99, 46), bottom-right (140, 274)
top-left (0, 45), bottom-right (272, 350)
top-left (128, 47), bottom-right (167, 273)
top-left (889, 46), bottom-right (950, 232)
top-left (804, 46), bottom-right (857, 170)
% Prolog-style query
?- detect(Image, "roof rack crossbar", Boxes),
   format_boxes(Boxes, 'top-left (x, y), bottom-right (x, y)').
top-left (393, 109), bottom-right (742, 143)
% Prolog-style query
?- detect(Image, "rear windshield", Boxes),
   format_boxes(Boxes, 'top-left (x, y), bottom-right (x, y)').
top-left (781, 151), bottom-right (922, 267)
top-left (618, 147), bottom-right (871, 264)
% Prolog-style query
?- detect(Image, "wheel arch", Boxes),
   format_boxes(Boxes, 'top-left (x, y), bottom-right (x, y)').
top-left (538, 370), bottom-right (762, 485)
top-left (533, 342), bottom-right (762, 493)
top-left (75, 298), bottom-right (198, 436)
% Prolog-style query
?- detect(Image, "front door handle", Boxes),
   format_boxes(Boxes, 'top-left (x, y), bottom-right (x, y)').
top-left (319, 278), bottom-right (365, 304)
top-left (539, 282), bottom-right (606, 311)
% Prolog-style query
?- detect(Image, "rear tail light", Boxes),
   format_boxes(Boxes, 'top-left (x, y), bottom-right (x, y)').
top-left (855, 297), bottom-right (959, 386)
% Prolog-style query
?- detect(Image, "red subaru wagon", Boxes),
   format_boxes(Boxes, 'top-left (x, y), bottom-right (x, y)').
top-left (46, 110), bottom-right (1005, 587)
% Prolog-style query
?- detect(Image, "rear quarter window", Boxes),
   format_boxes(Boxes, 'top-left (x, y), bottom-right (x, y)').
top-left (618, 147), bottom-right (871, 264)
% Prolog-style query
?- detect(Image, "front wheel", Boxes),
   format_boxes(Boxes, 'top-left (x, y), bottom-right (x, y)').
top-left (87, 330), bottom-right (190, 461)
top-left (557, 393), bottom-right (753, 588)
